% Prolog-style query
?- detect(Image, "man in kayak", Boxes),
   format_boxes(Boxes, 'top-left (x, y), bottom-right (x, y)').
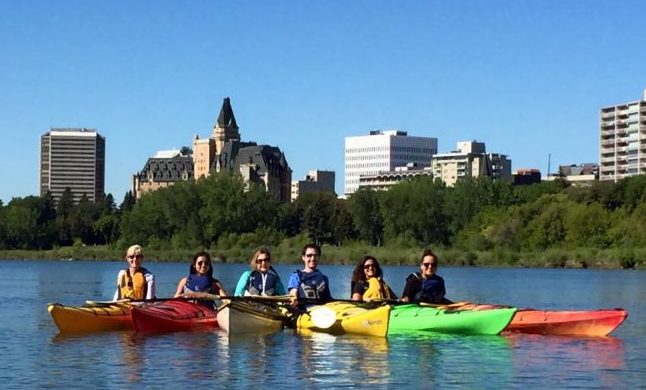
top-left (287, 243), bottom-right (332, 302)
top-left (234, 248), bottom-right (286, 296)
top-left (113, 244), bottom-right (155, 301)
top-left (401, 249), bottom-right (452, 304)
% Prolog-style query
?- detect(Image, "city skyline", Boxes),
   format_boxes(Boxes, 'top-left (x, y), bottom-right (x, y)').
top-left (2, 1), bottom-right (646, 203)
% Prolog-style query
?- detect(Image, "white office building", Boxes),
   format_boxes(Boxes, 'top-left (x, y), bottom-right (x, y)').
top-left (344, 130), bottom-right (437, 195)
top-left (599, 89), bottom-right (646, 181)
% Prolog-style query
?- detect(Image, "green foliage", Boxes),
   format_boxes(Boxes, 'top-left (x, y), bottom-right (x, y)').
top-left (347, 188), bottom-right (383, 246)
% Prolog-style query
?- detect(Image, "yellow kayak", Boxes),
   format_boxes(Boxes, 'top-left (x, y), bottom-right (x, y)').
top-left (296, 301), bottom-right (390, 337)
top-left (48, 302), bottom-right (133, 333)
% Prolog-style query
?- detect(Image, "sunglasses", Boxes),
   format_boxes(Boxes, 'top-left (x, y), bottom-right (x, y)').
top-left (256, 258), bottom-right (270, 264)
top-left (196, 261), bottom-right (211, 267)
top-left (363, 263), bottom-right (376, 269)
top-left (304, 253), bottom-right (319, 258)
top-left (128, 255), bottom-right (143, 260)
top-left (422, 262), bottom-right (438, 268)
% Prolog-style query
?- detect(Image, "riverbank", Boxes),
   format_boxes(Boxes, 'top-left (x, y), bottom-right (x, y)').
top-left (1, 244), bottom-right (644, 269)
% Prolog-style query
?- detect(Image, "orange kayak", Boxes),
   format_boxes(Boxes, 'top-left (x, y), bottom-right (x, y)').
top-left (505, 308), bottom-right (628, 337)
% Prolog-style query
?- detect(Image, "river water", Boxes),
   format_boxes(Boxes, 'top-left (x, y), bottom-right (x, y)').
top-left (0, 260), bottom-right (644, 389)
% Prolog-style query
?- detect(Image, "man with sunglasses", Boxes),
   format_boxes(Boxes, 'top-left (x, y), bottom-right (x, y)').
top-left (401, 249), bottom-right (452, 304)
top-left (287, 243), bottom-right (332, 301)
top-left (113, 244), bottom-right (155, 301)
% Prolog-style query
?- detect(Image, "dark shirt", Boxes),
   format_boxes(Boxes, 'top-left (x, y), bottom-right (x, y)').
top-left (402, 273), bottom-right (448, 304)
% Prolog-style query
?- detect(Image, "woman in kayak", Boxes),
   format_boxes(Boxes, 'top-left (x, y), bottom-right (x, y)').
top-left (113, 244), bottom-right (155, 301)
top-left (401, 249), bottom-right (452, 304)
top-left (234, 248), bottom-right (286, 296)
top-left (174, 251), bottom-right (227, 301)
top-left (350, 255), bottom-right (397, 301)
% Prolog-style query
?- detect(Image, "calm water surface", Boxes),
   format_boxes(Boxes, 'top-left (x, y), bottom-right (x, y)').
top-left (0, 260), bottom-right (644, 389)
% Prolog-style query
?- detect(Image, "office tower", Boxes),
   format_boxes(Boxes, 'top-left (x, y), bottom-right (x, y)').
top-left (344, 130), bottom-right (437, 196)
top-left (599, 90), bottom-right (646, 181)
top-left (40, 128), bottom-right (105, 203)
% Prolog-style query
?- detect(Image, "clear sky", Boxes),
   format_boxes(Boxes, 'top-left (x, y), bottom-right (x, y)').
top-left (1, 0), bottom-right (645, 204)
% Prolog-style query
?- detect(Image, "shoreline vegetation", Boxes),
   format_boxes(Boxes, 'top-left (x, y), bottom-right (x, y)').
top-left (2, 173), bottom-right (646, 270)
top-left (1, 244), bottom-right (644, 269)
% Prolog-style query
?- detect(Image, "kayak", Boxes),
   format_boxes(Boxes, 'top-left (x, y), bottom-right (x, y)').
top-left (217, 301), bottom-right (285, 334)
top-left (297, 301), bottom-right (391, 337)
top-left (505, 308), bottom-right (628, 337)
top-left (388, 304), bottom-right (516, 335)
top-left (437, 302), bottom-right (629, 336)
top-left (130, 300), bottom-right (217, 333)
top-left (48, 302), bottom-right (132, 333)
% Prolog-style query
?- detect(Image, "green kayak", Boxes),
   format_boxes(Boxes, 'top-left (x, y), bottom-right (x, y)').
top-left (388, 304), bottom-right (516, 335)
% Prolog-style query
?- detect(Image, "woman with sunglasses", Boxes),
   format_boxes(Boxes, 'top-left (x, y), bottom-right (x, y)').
top-left (234, 248), bottom-right (286, 296)
top-left (350, 256), bottom-right (397, 301)
top-left (113, 244), bottom-right (155, 300)
top-left (174, 251), bottom-right (226, 301)
top-left (401, 249), bottom-right (452, 304)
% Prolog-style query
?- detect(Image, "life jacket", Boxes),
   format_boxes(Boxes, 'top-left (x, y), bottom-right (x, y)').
top-left (183, 274), bottom-right (220, 309)
top-left (296, 269), bottom-right (327, 300)
top-left (118, 268), bottom-right (148, 300)
top-left (245, 268), bottom-right (280, 296)
top-left (363, 277), bottom-right (397, 300)
top-left (184, 274), bottom-right (218, 294)
top-left (408, 273), bottom-right (445, 303)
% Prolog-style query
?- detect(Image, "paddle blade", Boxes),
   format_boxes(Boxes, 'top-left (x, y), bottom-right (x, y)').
top-left (309, 306), bottom-right (337, 329)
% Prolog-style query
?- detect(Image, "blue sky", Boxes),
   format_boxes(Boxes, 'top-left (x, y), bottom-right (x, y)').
top-left (1, 1), bottom-right (645, 204)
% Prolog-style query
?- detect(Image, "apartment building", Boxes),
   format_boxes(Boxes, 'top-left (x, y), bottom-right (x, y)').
top-left (432, 141), bottom-right (511, 187)
top-left (344, 130), bottom-right (437, 196)
top-left (291, 170), bottom-right (335, 201)
top-left (599, 90), bottom-right (646, 181)
top-left (40, 128), bottom-right (105, 203)
top-left (358, 163), bottom-right (433, 191)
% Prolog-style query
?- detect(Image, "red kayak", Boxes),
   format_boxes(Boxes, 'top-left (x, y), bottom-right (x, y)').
top-left (130, 300), bottom-right (218, 333)
top-left (505, 308), bottom-right (628, 337)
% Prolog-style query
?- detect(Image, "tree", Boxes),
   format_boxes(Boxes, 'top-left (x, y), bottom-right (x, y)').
top-left (347, 188), bottom-right (383, 246)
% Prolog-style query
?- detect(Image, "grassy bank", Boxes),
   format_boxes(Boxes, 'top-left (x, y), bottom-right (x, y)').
top-left (1, 244), bottom-right (644, 269)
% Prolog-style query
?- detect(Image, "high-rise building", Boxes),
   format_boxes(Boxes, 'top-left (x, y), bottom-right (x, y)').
top-left (291, 170), bottom-right (335, 201)
top-left (599, 89), bottom-right (646, 181)
top-left (432, 141), bottom-right (511, 187)
top-left (40, 128), bottom-right (105, 203)
top-left (344, 130), bottom-right (437, 196)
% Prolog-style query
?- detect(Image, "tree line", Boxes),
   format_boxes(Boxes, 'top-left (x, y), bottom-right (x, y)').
top-left (1, 173), bottom-right (645, 268)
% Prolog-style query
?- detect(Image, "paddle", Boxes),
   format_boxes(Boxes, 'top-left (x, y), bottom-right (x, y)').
top-left (307, 306), bottom-right (337, 329)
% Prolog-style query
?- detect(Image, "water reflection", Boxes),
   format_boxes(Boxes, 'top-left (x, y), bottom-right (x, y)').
top-left (388, 333), bottom-right (513, 387)
top-left (508, 334), bottom-right (625, 388)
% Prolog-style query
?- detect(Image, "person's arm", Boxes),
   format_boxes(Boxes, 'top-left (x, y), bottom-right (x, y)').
top-left (233, 271), bottom-right (250, 296)
top-left (145, 273), bottom-right (155, 300)
top-left (113, 270), bottom-right (124, 301)
top-left (401, 278), bottom-right (415, 303)
top-left (351, 281), bottom-right (365, 301)
top-left (214, 280), bottom-right (227, 296)
top-left (287, 273), bottom-right (300, 298)
top-left (174, 277), bottom-right (187, 298)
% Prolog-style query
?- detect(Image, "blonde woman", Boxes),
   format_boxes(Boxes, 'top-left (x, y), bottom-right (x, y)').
top-left (113, 244), bottom-right (155, 300)
top-left (234, 248), bottom-right (286, 296)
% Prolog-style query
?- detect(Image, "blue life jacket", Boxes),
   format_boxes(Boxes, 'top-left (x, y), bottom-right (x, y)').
top-left (409, 273), bottom-right (446, 304)
top-left (184, 274), bottom-right (215, 293)
top-left (296, 269), bottom-right (328, 300)
top-left (245, 268), bottom-right (280, 296)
